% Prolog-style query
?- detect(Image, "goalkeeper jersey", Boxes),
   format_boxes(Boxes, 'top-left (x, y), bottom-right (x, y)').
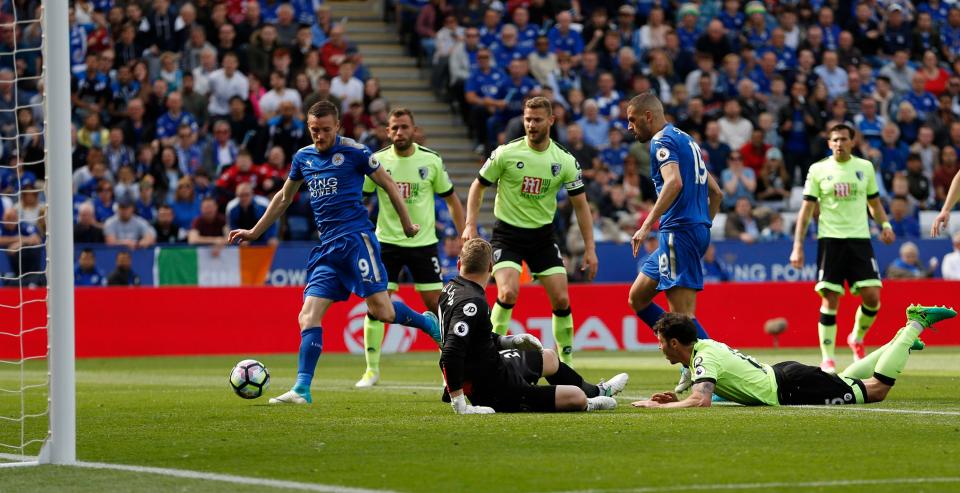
top-left (690, 339), bottom-right (780, 406)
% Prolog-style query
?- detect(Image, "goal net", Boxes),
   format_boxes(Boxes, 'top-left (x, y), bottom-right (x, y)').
top-left (0, 1), bottom-right (74, 466)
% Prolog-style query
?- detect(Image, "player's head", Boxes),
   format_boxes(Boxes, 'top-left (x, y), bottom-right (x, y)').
top-left (387, 108), bottom-right (416, 152)
top-left (523, 97), bottom-right (555, 145)
top-left (307, 101), bottom-right (341, 152)
top-left (458, 238), bottom-right (493, 276)
top-left (653, 312), bottom-right (698, 364)
top-left (626, 92), bottom-right (665, 142)
top-left (827, 123), bottom-right (856, 160)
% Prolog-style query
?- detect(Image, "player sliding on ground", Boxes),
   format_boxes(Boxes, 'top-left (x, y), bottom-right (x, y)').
top-left (439, 238), bottom-right (627, 414)
top-left (228, 101), bottom-right (440, 405)
top-left (631, 307), bottom-right (955, 409)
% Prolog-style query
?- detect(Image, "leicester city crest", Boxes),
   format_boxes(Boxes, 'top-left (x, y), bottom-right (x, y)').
top-left (418, 167), bottom-right (429, 180)
top-left (551, 162), bottom-right (561, 177)
top-left (332, 153), bottom-right (345, 166)
top-left (855, 170), bottom-right (864, 181)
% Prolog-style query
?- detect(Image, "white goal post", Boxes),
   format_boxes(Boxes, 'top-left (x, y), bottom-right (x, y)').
top-left (39, 0), bottom-right (75, 465)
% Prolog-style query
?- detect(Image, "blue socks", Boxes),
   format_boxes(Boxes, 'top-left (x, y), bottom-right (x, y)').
top-left (293, 327), bottom-right (323, 399)
top-left (391, 301), bottom-right (432, 332)
top-left (636, 303), bottom-right (711, 339)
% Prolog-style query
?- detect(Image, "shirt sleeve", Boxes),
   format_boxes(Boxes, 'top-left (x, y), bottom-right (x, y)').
top-left (865, 163), bottom-right (879, 198)
top-left (288, 151), bottom-right (304, 181)
top-left (478, 146), bottom-right (503, 185)
top-left (362, 175), bottom-right (377, 194)
top-left (562, 155), bottom-right (585, 196)
top-left (356, 147), bottom-right (381, 176)
top-left (802, 165), bottom-right (820, 201)
top-left (652, 135), bottom-right (680, 169)
top-left (691, 348), bottom-right (720, 384)
top-left (439, 297), bottom-right (488, 392)
top-left (433, 158), bottom-right (455, 196)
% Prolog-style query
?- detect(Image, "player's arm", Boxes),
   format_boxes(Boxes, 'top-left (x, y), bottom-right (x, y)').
top-left (789, 198), bottom-right (816, 268)
top-left (443, 192), bottom-right (466, 235)
top-left (631, 381), bottom-right (715, 409)
top-left (569, 191), bottom-right (598, 281)
top-left (706, 172), bottom-right (723, 221)
top-left (463, 179), bottom-right (487, 241)
top-left (932, 171), bottom-right (960, 237)
top-left (494, 333), bottom-right (543, 351)
top-left (369, 166), bottom-right (420, 237)
top-left (631, 162), bottom-right (682, 257)
top-left (229, 177), bottom-right (301, 244)
top-left (441, 299), bottom-right (495, 415)
top-left (867, 195), bottom-right (896, 244)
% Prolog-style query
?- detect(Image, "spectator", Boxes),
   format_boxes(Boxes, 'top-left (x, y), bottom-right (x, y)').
top-left (879, 123), bottom-right (910, 188)
top-left (104, 198), bottom-right (157, 249)
top-left (701, 120), bottom-right (731, 175)
top-left (226, 183), bottom-right (277, 246)
top-left (725, 197), bottom-right (763, 243)
top-left (113, 165), bottom-right (139, 204)
top-left (577, 99), bottom-right (610, 149)
top-left (904, 73), bottom-right (939, 123)
top-left (74, 201), bottom-right (105, 244)
top-left (528, 35), bottom-right (558, 87)
top-left (106, 250), bottom-right (140, 286)
top-left (119, 99), bottom-right (156, 150)
top-left (942, 232), bottom-right (960, 280)
top-left (76, 112), bottom-right (109, 150)
top-left (547, 11), bottom-right (584, 62)
top-left (0, 208), bottom-right (42, 286)
top-left (207, 52), bottom-right (248, 117)
top-left (721, 152), bottom-right (757, 209)
top-left (855, 98), bottom-right (887, 150)
top-left (103, 127), bottom-right (135, 175)
top-left (599, 128), bottom-right (629, 179)
top-left (437, 231), bottom-right (461, 284)
top-left (889, 196), bottom-right (921, 239)
top-left (188, 197), bottom-right (227, 245)
top-left (718, 99), bottom-right (753, 150)
top-left (740, 129), bottom-right (771, 175)
top-left (320, 24), bottom-right (350, 76)
top-left (759, 212), bottom-right (790, 242)
top-left (886, 241), bottom-right (935, 278)
top-left (302, 76), bottom-right (342, 118)
top-left (180, 72), bottom-right (209, 129)
top-left (756, 148), bottom-right (790, 208)
top-left (935, 146), bottom-right (959, 205)
top-left (700, 243), bottom-right (731, 283)
top-left (904, 153), bottom-right (933, 207)
top-left (156, 91), bottom-right (198, 145)
top-left (154, 203), bottom-right (186, 244)
top-left (879, 50), bottom-right (916, 95)
top-left (330, 60), bottom-right (364, 112)
top-left (75, 248), bottom-right (106, 286)
top-left (203, 120), bottom-right (239, 177)
top-left (259, 70), bottom-right (302, 121)
top-left (265, 101), bottom-right (309, 157)
top-left (814, 50), bottom-right (848, 99)
top-left (171, 176), bottom-right (200, 230)
top-left (910, 126), bottom-right (939, 176)
top-left (135, 176), bottom-right (157, 223)
top-left (91, 179), bottom-right (114, 225)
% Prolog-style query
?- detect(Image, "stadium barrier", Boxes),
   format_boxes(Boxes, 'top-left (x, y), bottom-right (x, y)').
top-left (1, 280), bottom-right (958, 359)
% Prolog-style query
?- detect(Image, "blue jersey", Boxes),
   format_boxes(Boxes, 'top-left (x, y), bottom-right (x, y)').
top-left (465, 67), bottom-right (507, 99)
top-left (548, 27), bottom-right (584, 55)
top-left (289, 136), bottom-right (379, 243)
top-left (156, 111), bottom-right (198, 140)
top-left (75, 266), bottom-right (106, 286)
top-left (649, 124), bottom-right (711, 231)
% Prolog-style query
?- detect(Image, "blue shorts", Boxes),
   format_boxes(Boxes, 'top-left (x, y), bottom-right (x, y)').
top-left (304, 231), bottom-right (389, 301)
top-left (639, 226), bottom-right (710, 292)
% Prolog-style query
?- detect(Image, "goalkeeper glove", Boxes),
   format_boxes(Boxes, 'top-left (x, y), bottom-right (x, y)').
top-left (500, 333), bottom-right (543, 352)
top-left (451, 393), bottom-right (495, 415)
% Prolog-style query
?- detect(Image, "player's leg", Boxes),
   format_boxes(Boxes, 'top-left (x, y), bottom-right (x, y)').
top-left (539, 348), bottom-right (629, 398)
top-left (540, 272), bottom-right (575, 365)
top-left (491, 267), bottom-right (520, 335)
top-left (411, 244), bottom-right (444, 314)
top-left (662, 227), bottom-right (711, 339)
top-left (846, 239), bottom-right (884, 361)
top-left (664, 287), bottom-right (709, 339)
top-left (628, 270), bottom-right (663, 328)
top-left (817, 290), bottom-right (841, 373)
top-left (366, 290), bottom-right (439, 340)
top-left (841, 304), bottom-right (956, 403)
top-left (358, 243), bottom-right (407, 387)
top-left (814, 238), bottom-right (845, 373)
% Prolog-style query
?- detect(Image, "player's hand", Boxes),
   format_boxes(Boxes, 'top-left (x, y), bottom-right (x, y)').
top-left (505, 333), bottom-right (543, 352)
top-left (650, 392), bottom-right (679, 403)
top-left (789, 244), bottom-right (804, 269)
top-left (403, 223), bottom-right (421, 238)
top-left (451, 394), bottom-right (495, 415)
top-left (880, 227), bottom-right (896, 244)
top-left (931, 211), bottom-right (950, 237)
top-left (631, 400), bottom-right (660, 408)
top-left (581, 248), bottom-right (599, 281)
top-left (461, 225), bottom-right (479, 243)
top-left (631, 225), bottom-right (651, 257)
top-left (228, 229), bottom-right (259, 245)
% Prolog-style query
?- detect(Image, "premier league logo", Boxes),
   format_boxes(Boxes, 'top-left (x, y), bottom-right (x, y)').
top-left (551, 162), bottom-right (561, 177)
top-left (418, 167), bottom-right (429, 180)
top-left (332, 153), bottom-right (345, 166)
top-left (493, 249), bottom-right (502, 262)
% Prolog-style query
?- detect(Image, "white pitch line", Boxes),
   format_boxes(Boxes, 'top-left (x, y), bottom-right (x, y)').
top-left (553, 477), bottom-right (960, 493)
top-left (782, 405), bottom-right (960, 416)
top-left (0, 454), bottom-right (395, 493)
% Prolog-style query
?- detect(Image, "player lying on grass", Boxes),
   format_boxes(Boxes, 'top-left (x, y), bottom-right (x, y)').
top-left (439, 238), bottom-right (628, 414)
top-left (632, 306), bottom-right (955, 408)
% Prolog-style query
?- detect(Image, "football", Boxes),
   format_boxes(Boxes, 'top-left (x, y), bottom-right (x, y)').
top-left (229, 359), bottom-right (270, 399)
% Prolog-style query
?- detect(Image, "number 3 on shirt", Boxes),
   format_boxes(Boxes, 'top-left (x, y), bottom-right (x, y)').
top-left (689, 142), bottom-right (708, 185)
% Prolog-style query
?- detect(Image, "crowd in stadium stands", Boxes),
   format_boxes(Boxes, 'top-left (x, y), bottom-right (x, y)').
top-left (0, 0), bottom-right (948, 286)
top-left (403, 0), bottom-right (960, 253)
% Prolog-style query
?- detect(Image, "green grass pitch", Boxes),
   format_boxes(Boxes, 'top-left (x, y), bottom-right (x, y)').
top-left (2, 349), bottom-right (959, 492)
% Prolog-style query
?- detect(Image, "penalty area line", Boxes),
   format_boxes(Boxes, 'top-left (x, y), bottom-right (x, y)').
top-left (552, 476), bottom-right (960, 493)
top-left (0, 453), bottom-right (396, 493)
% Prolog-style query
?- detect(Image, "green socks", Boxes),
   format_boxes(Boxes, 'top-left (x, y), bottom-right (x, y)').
top-left (873, 322), bottom-right (923, 384)
top-left (852, 303), bottom-right (880, 342)
top-left (553, 308), bottom-right (574, 366)
top-left (363, 316), bottom-right (384, 372)
top-left (491, 300), bottom-right (513, 336)
top-left (818, 308), bottom-right (838, 362)
top-left (840, 340), bottom-right (891, 380)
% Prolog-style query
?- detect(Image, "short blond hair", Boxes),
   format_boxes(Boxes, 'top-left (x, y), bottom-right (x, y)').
top-left (459, 238), bottom-right (492, 275)
top-left (524, 96), bottom-right (553, 116)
